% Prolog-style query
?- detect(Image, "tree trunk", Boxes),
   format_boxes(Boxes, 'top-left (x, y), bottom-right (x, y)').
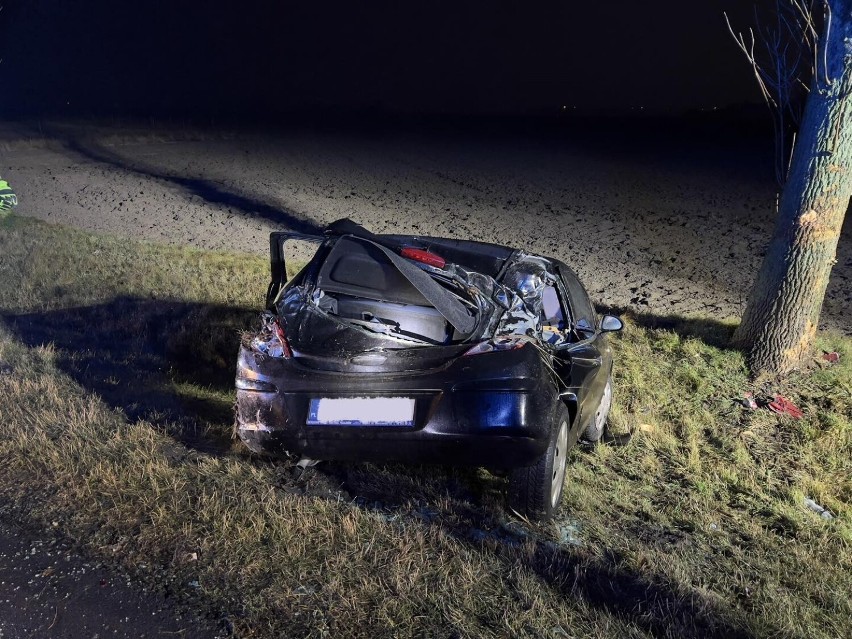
top-left (731, 0), bottom-right (852, 376)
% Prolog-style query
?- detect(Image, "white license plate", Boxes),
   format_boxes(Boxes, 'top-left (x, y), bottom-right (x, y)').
top-left (307, 397), bottom-right (415, 426)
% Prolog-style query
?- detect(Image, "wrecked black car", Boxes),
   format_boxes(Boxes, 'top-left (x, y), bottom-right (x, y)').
top-left (235, 219), bottom-right (622, 520)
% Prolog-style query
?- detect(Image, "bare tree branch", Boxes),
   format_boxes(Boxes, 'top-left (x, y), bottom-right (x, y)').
top-left (725, 2), bottom-right (820, 185)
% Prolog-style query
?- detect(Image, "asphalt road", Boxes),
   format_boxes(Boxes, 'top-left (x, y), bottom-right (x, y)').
top-left (0, 518), bottom-right (225, 639)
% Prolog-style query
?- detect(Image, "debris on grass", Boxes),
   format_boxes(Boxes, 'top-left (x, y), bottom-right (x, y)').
top-left (735, 392), bottom-right (805, 419)
top-left (555, 519), bottom-right (583, 546)
top-left (822, 351), bottom-right (840, 364)
top-left (296, 458), bottom-right (322, 470)
top-left (739, 392), bottom-right (758, 410)
top-left (804, 498), bottom-right (835, 520)
top-left (767, 395), bottom-right (804, 419)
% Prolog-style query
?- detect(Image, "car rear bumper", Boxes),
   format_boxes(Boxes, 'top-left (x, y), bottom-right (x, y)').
top-left (235, 344), bottom-right (559, 467)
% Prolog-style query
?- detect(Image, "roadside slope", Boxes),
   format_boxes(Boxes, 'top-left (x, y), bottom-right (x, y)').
top-left (0, 214), bottom-right (849, 638)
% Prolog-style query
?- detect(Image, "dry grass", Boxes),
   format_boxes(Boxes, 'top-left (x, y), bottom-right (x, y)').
top-left (0, 214), bottom-right (850, 638)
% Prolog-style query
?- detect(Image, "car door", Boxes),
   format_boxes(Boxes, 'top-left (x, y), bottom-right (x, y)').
top-left (553, 263), bottom-right (612, 433)
top-left (267, 232), bottom-right (327, 309)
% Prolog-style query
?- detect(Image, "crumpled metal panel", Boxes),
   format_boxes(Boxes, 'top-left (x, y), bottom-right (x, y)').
top-left (249, 311), bottom-right (287, 357)
top-left (249, 244), bottom-right (569, 360)
top-left (494, 253), bottom-right (560, 342)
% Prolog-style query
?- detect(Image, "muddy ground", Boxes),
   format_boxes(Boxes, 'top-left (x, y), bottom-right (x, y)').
top-left (2, 119), bottom-right (850, 332)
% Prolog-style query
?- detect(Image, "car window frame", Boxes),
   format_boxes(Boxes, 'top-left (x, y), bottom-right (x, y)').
top-left (550, 277), bottom-right (584, 343)
top-left (555, 264), bottom-right (597, 333)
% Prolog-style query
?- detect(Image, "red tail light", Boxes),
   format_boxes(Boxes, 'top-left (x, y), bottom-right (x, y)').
top-left (273, 319), bottom-right (293, 359)
top-left (401, 247), bottom-right (446, 269)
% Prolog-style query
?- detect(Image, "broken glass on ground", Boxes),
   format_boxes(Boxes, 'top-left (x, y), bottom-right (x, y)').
top-left (804, 497), bottom-right (835, 520)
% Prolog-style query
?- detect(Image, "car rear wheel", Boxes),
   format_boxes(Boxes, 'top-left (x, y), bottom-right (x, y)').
top-left (583, 374), bottom-right (612, 443)
top-left (507, 404), bottom-right (570, 521)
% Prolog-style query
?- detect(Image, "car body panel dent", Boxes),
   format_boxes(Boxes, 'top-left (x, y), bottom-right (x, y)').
top-left (237, 218), bottom-right (620, 484)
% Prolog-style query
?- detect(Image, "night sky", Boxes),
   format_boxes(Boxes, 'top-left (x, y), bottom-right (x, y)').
top-left (0, 1), bottom-right (763, 118)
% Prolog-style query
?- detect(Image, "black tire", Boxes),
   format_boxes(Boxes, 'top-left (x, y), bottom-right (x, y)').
top-left (507, 404), bottom-right (571, 521)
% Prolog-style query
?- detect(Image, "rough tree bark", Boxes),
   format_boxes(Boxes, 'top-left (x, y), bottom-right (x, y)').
top-left (731, 0), bottom-right (852, 376)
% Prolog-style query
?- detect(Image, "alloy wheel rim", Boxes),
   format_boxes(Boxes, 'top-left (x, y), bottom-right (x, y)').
top-left (551, 419), bottom-right (569, 508)
top-left (594, 377), bottom-right (613, 433)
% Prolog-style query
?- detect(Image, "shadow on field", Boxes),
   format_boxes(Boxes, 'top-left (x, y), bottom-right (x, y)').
top-left (5, 296), bottom-right (754, 636)
top-left (34, 124), bottom-right (322, 235)
top-left (525, 543), bottom-right (751, 638)
top-left (3, 296), bottom-right (256, 454)
top-left (306, 458), bottom-right (754, 639)
top-left (600, 305), bottom-right (739, 349)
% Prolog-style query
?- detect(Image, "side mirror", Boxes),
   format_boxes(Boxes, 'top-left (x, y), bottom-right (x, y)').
top-left (600, 315), bottom-right (623, 333)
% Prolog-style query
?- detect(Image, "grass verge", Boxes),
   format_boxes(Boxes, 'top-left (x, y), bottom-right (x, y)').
top-left (0, 215), bottom-right (850, 638)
